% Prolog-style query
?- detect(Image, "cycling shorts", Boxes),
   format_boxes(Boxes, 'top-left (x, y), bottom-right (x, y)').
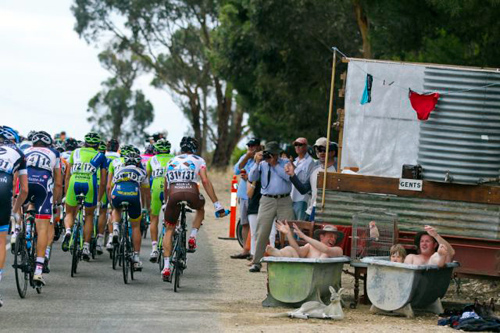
top-left (111, 182), bottom-right (141, 220)
top-left (0, 173), bottom-right (13, 232)
top-left (66, 173), bottom-right (98, 208)
top-left (150, 177), bottom-right (165, 216)
top-left (24, 169), bottom-right (53, 219)
top-left (164, 182), bottom-right (205, 224)
top-left (101, 191), bottom-right (109, 208)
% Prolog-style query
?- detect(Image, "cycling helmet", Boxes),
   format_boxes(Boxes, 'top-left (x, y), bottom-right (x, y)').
top-left (27, 130), bottom-right (37, 141)
top-left (107, 138), bottom-right (119, 152)
top-left (131, 146), bottom-right (140, 155)
top-left (65, 138), bottom-right (78, 151)
top-left (180, 136), bottom-right (198, 153)
top-left (77, 140), bottom-right (84, 148)
top-left (32, 131), bottom-right (53, 146)
top-left (120, 144), bottom-right (134, 157)
top-left (144, 144), bottom-right (155, 155)
top-left (84, 132), bottom-right (101, 146)
top-left (98, 141), bottom-right (107, 152)
top-left (124, 152), bottom-right (141, 166)
top-left (154, 139), bottom-right (171, 154)
top-left (0, 126), bottom-right (20, 143)
top-left (54, 140), bottom-right (66, 152)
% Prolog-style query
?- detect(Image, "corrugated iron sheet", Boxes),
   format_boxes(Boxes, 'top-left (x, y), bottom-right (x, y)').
top-left (418, 68), bottom-right (500, 185)
top-left (315, 189), bottom-right (500, 241)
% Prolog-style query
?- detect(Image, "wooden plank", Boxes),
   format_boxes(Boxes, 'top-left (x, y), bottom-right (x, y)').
top-left (318, 172), bottom-right (500, 205)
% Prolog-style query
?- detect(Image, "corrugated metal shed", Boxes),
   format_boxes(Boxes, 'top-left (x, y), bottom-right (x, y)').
top-left (315, 189), bottom-right (500, 241)
top-left (418, 68), bottom-right (500, 185)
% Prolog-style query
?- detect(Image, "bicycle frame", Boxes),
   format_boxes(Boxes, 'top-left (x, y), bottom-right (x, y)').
top-left (170, 202), bottom-right (188, 292)
top-left (119, 202), bottom-right (134, 284)
top-left (70, 194), bottom-right (86, 277)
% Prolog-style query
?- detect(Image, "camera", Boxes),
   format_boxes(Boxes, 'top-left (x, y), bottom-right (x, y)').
top-left (263, 151), bottom-right (272, 159)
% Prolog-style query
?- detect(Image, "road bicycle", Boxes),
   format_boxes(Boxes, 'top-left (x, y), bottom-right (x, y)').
top-left (167, 202), bottom-right (189, 292)
top-left (118, 201), bottom-right (134, 284)
top-left (69, 194), bottom-right (86, 277)
top-left (12, 200), bottom-right (42, 297)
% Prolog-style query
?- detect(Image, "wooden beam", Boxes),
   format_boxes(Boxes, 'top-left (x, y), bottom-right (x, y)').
top-left (318, 172), bottom-right (500, 205)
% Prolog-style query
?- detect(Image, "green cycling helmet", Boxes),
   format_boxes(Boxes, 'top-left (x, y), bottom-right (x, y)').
top-left (84, 132), bottom-right (101, 146)
top-left (120, 144), bottom-right (134, 157)
top-left (98, 140), bottom-right (106, 152)
top-left (154, 139), bottom-right (171, 153)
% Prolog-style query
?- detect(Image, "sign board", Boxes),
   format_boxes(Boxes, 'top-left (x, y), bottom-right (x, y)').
top-left (398, 179), bottom-right (423, 191)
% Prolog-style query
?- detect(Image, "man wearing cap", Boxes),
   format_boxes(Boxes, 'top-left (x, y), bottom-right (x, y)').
top-left (290, 137), bottom-right (314, 221)
top-left (230, 138), bottom-right (261, 259)
top-left (286, 137), bottom-right (338, 221)
top-left (266, 221), bottom-right (343, 258)
top-left (247, 141), bottom-right (295, 272)
top-left (404, 225), bottom-right (455, 267)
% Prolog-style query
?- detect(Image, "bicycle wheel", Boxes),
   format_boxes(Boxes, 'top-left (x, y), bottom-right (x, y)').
top-left (236, 218), bottom-right (244, 248)
top-left (71, 231), bottom-right (79, 277)
top-left (112, 244), bottom-right (118, 270)
top-left (13, 236), bottom-right (28, 298)
top-left (121, 233), bottom-right (129, 284)
top-left (173, 251), bottom-right (182, 292)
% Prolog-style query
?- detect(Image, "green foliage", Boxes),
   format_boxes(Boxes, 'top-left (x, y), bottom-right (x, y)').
top-left (230, 145), bottom-right (246, 167)
top-left (87, 49), bottom-right (154, 145)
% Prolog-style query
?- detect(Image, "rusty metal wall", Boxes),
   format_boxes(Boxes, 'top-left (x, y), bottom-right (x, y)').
top-left (315, 189), bottom-right (500, 241)
top-left (418, 67), bottom-right (500, 185)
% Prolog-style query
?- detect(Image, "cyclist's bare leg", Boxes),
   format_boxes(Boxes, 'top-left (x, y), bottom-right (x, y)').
top-left (150, 214), bottom-right (159, 242)
top-left (0, 232), bottom-right (6, 277)
top-left (83, 206), bottom-right (96, 243)
top-left (130, 218), bottom-right (142, 252)
top-left (35, 218), bottom-right (49, 259)
top-left (192, 207), bottom-right (204, 230)
top-left (98, 207), bottom-right (107, 235)
top-left (63, 204), bottom-right (77, 231)
top-left (162, 223), bottom-right (176, 258)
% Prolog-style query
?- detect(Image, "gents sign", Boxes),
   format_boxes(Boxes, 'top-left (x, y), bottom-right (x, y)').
top-left (398, 179), bottom-right (423, 191)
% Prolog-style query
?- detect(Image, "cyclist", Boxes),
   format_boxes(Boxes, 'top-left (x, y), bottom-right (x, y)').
top-left (161, 136), bottom-right (227, 280)
top-left (97, 139), bottom-right (119, 254)
top-left (13, 131), bottom-right (62, 285)
top-left (109, 152), bottom-right (150, 270)
top-left (62, 138), bottom-right (78, 161)
top-left (105, 144), bottom-right (133, 251)
top-left (61, 132), bottom-right (107, 261)
top-left (0, 126), bottom-right (28, 307)
top-left (146, 139), bottom-right (174, 262)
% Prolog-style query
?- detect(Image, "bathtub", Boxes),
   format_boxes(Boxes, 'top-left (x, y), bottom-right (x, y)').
top-left (361, 257), bottom-right (460, 317)
top-left (261, 256), bottom-right (350, 307)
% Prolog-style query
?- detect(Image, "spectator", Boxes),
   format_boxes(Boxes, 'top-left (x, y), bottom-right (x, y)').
top-left (248, 141), bottom-right (295, 272)
top-left (390, 244), bottom-right (407, 263)
top-left (290, 137), bottom-right (314, 220)
top-left (267, 221), bottom-right (343, 258)
top-left (285, 137), bottom-right (337, 221)
top-left (230, 138), bottom-right (261, 259)
top-left (404, 225), bottom-right (455, 267)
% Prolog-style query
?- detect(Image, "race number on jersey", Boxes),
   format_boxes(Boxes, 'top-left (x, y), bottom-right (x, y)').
top-left (165, 154), bottom-right (206, 184)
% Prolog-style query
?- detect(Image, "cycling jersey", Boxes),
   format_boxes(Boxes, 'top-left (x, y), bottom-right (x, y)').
top-left (0, 144), bottom-right (27, 231)
top-left (111, 165), bottom-right (148, 219)
top-left (164, 154), bottom-right (206, 224)
top-left (101, 151), bottom-right (120, 206)
top-left (141, 153), bottom-right (154, 170)
top-left (24, 147), bottom-right (61, 219)
top-left (66, 147), bottom-right (107, 207)
top-left (147, 153), bottom-right (173, 215)
top-left (165, 154), bottom-right (206, 184)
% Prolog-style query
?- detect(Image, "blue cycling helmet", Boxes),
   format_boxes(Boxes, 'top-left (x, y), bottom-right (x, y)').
top-left (0, 126), bottom-right (20, 143)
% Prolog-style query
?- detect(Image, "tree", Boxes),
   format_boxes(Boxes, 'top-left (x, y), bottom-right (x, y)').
top-left (87, 49), bottom-right (154, 145)
top-left (72, 0), bottom-right (244, 167)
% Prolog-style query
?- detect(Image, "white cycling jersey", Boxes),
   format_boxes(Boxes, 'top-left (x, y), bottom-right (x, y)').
top-left (165, 154), bottom-right (206, 184)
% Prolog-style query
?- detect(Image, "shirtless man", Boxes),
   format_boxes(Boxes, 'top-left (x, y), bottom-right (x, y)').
top-left (404, 225), bottom-right (455, 267)
top-left (266, 221), bottom-right (343, 258)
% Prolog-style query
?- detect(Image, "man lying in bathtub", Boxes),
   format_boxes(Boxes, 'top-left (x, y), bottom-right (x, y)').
top-left (404, 225), bottom-right (455, 267)
top-left (265, 221), bottom-right (344, 258)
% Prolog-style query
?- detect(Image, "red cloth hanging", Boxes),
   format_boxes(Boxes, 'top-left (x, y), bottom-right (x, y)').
top-left (409, 89), bottom-right (440, 121)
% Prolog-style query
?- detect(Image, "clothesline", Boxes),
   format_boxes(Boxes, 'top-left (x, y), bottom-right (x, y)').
top-left (332, 47), bottom-right (500, 96)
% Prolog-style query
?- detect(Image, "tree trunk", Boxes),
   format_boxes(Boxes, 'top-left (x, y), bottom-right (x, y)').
top-left (352, 0), bottom-right (371, 59)
top-left (188, 92), bottom-right (203, 155)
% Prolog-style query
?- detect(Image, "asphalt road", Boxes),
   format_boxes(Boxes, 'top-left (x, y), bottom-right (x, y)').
top-left (0, 228), bottom-right (222, 332)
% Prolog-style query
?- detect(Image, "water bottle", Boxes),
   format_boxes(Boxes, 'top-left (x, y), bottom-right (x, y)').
top-left (26, 219), bottom-right (32, 249)
top-left (215, 209), bottom-right (230, 218)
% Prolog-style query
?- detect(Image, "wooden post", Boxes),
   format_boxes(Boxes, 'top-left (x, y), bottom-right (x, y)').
top-left (321, 50), bottom-right (337, 210)
top-left (337, 108), bottom-right (345, 172)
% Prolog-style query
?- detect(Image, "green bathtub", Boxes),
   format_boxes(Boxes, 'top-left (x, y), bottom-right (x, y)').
top-left (261, 256), bottom-right (351, 307)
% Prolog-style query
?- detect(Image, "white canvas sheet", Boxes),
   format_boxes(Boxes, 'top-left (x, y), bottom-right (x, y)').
top-left (341, 60), bottom-right (425, 178)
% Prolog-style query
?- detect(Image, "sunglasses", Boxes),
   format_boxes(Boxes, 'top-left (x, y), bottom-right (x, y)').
top-left (294, 143), bottom-right (305, 147)
top-left (315, 146), bottom-right (326, 153)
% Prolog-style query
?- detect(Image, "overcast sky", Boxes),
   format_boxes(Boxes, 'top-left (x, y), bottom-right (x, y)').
top-left (0, 0), bottom-right (188, 148)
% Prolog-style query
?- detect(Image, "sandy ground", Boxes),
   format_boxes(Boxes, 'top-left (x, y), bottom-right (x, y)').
top-left (202, 169), bottom-right (499, 332)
